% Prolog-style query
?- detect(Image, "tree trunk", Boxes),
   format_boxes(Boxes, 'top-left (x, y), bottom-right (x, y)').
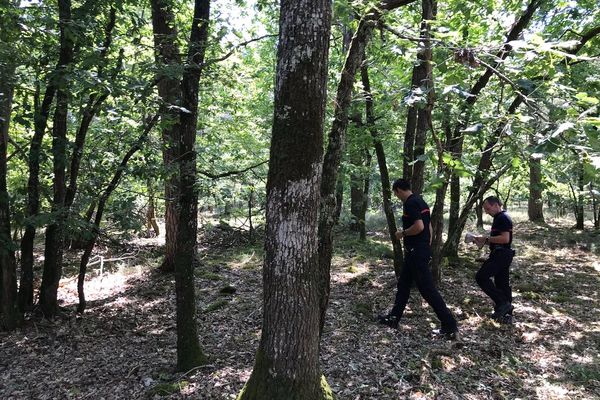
top-left (146, 181), bottom-right (160, 237)
top-left (0, 60), bottom-right (21, 330)
top-left (19, 72), bottom-right (57, 312)
top-left (39, 0), bottom-right (75, 319)
top-left (442, 0), bottom-right (541, 259)
top-left (430, 100), bottom-right (452, 283)
top-left (528, 149), bottom-right (544, 222)
top-left (151, 0), bottom-right (183, 274)
top-left (475, 198), bottom-right (483, 228)
top-left (171, 0), bottom-right (212, 372)
top-left (409, 0), bottom-right (436, 194)
top-left (362, 63), bottom-right (404, 279)
top-left (575, 160), bottom-right (584, 229)
top-left (239, 1), bottom-right (332, 398)
top-left (317, 0), bottom-right (414, 338)
top-left (77, 116), bottom-right (159, 313)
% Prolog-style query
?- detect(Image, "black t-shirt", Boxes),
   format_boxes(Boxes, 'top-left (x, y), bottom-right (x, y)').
top-left (490, 210), bottom-right (513, 250)
top-left (402, 194), bottom-right (431, 246)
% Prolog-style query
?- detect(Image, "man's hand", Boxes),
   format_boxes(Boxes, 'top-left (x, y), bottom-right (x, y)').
top-left (473, 235), bottom-right (488, 249)
top-left (395, 230), bottom-right (404, 241)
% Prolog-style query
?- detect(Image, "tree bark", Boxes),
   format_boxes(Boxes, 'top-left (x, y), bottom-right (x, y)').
top-left (408, 0), bottom-right (436, 194)
top-left (528, 152), bottom-right (544, 223)
top-left (151, 0), bottom-right (183, 273)
top-left (0, 55), bottom-right (21, 330)
top-left (239, 0), bottom-right (332, 398)
top-left (39, 0), bottom-right (75, 319)
top-left (173, 0), bottom-right (211, 372)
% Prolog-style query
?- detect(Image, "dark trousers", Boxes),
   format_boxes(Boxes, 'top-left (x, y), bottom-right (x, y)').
top-left (475, 248), bottom-right (514, 308)
top-left (391, 244), bottom-right (457, 331)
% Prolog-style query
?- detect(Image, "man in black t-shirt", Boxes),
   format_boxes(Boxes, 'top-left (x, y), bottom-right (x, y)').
top-left (378, 179), bottom-right (458, 340)
top-left (473, 196), bottom-right (515, 322)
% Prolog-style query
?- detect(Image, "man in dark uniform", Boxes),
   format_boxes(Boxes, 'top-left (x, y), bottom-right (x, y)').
top-left (378, 179), bottom-right (459, 340)
top-left (473, 196), bottom-right (515, 323)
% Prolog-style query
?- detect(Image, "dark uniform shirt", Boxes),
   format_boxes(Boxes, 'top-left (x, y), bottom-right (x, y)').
top-left (490, 210), bottom-right (513, 250)
top-left (402, 194), bottom-right (431, 246)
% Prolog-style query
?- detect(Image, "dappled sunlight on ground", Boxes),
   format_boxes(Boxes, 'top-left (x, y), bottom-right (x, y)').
top-left (2, 221), bottom-right (599, 399)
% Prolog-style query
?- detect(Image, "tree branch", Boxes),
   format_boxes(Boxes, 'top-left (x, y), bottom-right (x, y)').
top-left (198, 160), bottom-right (268, 179)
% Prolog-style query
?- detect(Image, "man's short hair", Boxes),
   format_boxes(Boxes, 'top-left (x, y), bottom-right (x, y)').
top-left (483, 195), bottom-right (502, 206)
top-left (392, 178), bottom-right (411, 192)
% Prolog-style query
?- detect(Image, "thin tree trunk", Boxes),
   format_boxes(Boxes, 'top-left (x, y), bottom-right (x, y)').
top-left (19, 76), bottom-right (57, 311)
top-left (430, 101), bottom-right (452, 283)
top-left (39, 0), bottom-right (75, 319)
top-left (240, 1), bottom-right (332, 398)
top-left (77, 115), bottom-right (159, 313)
top-left (317, 0), bottom-right (414, 337)
top-left (362, 63), bottom-right (404, 278)
top-left (475, 198), bottom-right (484, 228)
top-left (576, 160), bottom-right (585, 229)
top-left (528, 152), bottom-right (544, 223)
top-left (146, 181), bottom-right (160, 237)
top-left (442, 0), bottom-right (541, 259)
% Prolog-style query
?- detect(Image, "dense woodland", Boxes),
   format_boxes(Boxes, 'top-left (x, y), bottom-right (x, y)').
top-left (1, 0), bottom-right (599, 399)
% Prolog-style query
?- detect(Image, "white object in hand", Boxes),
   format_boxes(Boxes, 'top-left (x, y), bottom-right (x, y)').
top-left (464, 232), bottom-right (476, 244)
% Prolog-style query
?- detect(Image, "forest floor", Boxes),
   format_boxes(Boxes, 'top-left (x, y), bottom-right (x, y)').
top-left (1, 218), bottom-right (599, 399)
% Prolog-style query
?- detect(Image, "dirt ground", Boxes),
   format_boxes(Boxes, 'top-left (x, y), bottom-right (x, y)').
top-left (1, 219), bottom-right (599, 399)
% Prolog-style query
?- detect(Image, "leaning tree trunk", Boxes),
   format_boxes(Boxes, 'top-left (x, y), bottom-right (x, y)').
top-left (151, 0), bottom-right (183, 273)
top-left (76, 115), bottom-right (159, 313)
top-left (239, 1), bottom-right (333, 399)
top-left (1, 61), bottom-right (21, 330)
top-left (39, 0), bottom-right (75, 319)
top-left (442, 0), bottom-right (541, 259)
top-left (317, 0), bottom-right (414, 337)
top-left (362, 62), bottom-right (404, 279)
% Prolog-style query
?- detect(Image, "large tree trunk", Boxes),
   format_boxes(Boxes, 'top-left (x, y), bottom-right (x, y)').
top-left (362, 64), bottom-right (404, 279)
top-left (239, 1), bottom-right (332, 398)
top-left (151, 0), bottom-right (183, 274)
top-left (317, 0), bottom-right (414, 337)
top-left (1, 56), bottom-right (21, 330)
top-left (39, 0), bottom-right (75, 319)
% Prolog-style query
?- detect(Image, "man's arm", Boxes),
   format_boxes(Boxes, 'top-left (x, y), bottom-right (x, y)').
top-left (474, 231), bottom-right (510, 246)
top-left (397, 219), bottom-right (424, 239)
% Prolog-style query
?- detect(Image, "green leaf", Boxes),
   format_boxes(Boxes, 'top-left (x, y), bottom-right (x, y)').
top-left (575, 92), bottom-right (599, 106)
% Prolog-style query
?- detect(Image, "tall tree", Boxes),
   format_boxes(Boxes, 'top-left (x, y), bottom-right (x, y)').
top-left (403, 0), bottom-right (436, 194)
top-left (39, 0), bottom-right (75, 318)
top-left (239, 0), bottom-right (333, 398)
top-left (151, 0), bottom-right (211, 371)
top-left (0, 0), bottom-right (21, 330)
top-left (151, 0), bottom-right (182, 273)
